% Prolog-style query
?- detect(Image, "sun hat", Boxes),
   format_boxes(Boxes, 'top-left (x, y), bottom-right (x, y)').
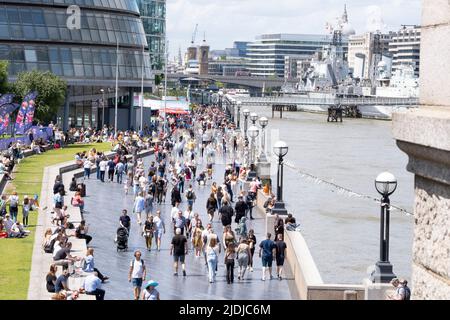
top-left (144, 280), bottom-right (158, 289)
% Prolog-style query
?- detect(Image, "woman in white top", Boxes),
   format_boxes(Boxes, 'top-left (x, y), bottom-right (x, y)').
top-left (205, 237), bottom-right (221, 283)
top-left (142, 280), bottom-right (160, 300)
top-left (153, 210), bottom-right (165, 251)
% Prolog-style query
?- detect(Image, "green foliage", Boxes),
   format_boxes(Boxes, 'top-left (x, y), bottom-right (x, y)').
top-left (13, 70), bottom-right (67, 123)
top-left (155, 74), bottom-right (163, 86)
top-left (0, 60), bottom-right (9, 94)
top-left (215, 81), bottom-right (224, 89)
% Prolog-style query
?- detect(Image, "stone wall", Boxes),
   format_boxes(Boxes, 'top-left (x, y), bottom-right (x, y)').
top-left (392, 0), bottom-right (450, 299)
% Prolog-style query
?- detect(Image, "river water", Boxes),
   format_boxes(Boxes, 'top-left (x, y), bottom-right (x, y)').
top-left (244, 106), bottom-right (414, 284)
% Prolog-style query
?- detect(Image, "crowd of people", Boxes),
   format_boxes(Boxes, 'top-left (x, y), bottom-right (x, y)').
top-left (101, 104), bottom-right (291, 299)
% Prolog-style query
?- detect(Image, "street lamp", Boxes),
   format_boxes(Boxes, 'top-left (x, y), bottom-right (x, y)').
top-left (371, 172), bottom-right (398, 283)
top-left (247, 125), bottom-right (259, 181)
top-left (237, 101), bottom-right (242, 129)
top-left (250, 112), bottom-right (258, 125)
top-left (100, 89), bottom-right (105, 129)
top-left (272, 141), bottom-right (289, 215)
top-left (258, 117), bottom-right (269, 162)
top-left (243, 109), bottom-right (250, 141)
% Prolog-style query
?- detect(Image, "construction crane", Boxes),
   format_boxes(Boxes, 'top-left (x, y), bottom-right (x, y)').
top-left (191, 24), bottom-right (198, 45)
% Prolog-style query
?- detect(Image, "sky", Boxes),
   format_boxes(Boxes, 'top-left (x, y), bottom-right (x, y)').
top-left (166, 0), bottom-right (422, 59)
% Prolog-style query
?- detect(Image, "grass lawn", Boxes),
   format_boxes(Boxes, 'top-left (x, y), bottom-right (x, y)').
top-left (0, 142), bottom-right (111, 300)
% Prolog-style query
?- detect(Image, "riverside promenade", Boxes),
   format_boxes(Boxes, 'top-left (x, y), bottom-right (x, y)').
top-left (80, 153), bottom-right (294, 300)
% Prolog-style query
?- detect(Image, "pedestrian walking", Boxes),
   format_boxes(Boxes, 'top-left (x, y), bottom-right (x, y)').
top-left (205, 237), bottom-right (220, 283)
top-left (224, 242), bottom-right (236, 284)
top-left (142, 280), bottom-right (160, 300)
top-left (185, 185), bottom-right (196, 210)
top-left (143, 215), bottom-right (155, 251)
top-left (133, 192), bottom-right (145, 225)
top-left (192, 219), bottom-right (204, 257)
top-left (219, 201), bottom-right (234, 228)
top-left (119, 209), bottom-right (131, 234)
top-left (206, 193), bottom-right (218, 222)
top-left (170, 228), bottom-right (188, 276)
top-left (153, 210), bottom-right (165, 251)
top-left (98, 158), bottom-right (107, 182)
top-left (128, 250), bottom-right (146, 300)
top-left (275, 233), bottom-right (287, 280)
top-left (259, 233), bottom-right (276, 281)
top-left (237, 238), bottom-right (252, 280)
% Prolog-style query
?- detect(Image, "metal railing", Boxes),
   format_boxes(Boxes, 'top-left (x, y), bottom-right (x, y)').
top-left (236, 96), bottom-right (419, 106)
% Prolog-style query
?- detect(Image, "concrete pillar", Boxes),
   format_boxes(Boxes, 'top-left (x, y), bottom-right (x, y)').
top-left (344, 290), bottom-right (358, 300)
top-left (392, 0), bottom-right (450, 299)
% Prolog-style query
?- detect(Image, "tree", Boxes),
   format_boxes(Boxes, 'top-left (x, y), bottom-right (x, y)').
top-left (0, 60), bottom-right (9, 94)
top-left (215, 81), bottom-right (225, 89)
top-left (13, 70), bottom-right (67, 124)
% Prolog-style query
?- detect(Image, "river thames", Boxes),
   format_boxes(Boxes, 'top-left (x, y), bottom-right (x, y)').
top-left (246, 106), bottom-right (414, 284)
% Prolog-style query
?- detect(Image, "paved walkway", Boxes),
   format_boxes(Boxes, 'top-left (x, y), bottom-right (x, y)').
top-left (82, 153), bottom-right (294, 300)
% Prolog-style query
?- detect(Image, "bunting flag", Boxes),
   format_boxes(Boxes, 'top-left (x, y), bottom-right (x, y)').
top-left (0, 103), bottom-right (20, 135)
top-left (23, 95), bottom-right (38, 133)
top-left (15, 91), bottom-right (38, 135)
top-left (271, 156), bottom-right (414, 217)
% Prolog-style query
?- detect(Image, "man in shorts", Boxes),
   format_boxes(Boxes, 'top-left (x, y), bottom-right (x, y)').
top-left (128, 250), bottom-right (146, 300)
top-left (275, 233), bottom-right (287, 280)
top-left (170, 228), bottom-right (188, 276)
top-left (259, 233), bottom-right (276, 281)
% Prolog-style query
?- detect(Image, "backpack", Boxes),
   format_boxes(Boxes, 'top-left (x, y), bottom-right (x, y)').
top-left (43, 238), bottom-right (56, 253)
top-left (131, 259), bottom-right (145, 269)
top-left (186, 190), bottom-right (194, 200)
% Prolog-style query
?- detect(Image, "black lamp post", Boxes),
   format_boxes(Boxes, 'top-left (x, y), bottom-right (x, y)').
top-left (237, 101), bottom-right (242, 129)
top-left (247, 125), bottom-right (259, 181)
top-left (243, 109), bottom-right (250, 141)
top-left (258, 117), bottom-right (269, 162)
top-left (272, 141), bottom-right (288, 215)
top-left (250, 112), bottom-right (258, 126)
top-left (371, 172), bottom-right (398, 283)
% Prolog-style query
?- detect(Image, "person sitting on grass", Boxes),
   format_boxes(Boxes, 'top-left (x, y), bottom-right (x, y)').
top-left (0, 161), bottom-right (12, 180)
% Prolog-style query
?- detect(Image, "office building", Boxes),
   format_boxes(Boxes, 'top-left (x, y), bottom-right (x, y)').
top-left (136, 0), bottom-right (166, 72)
top-left (348, 32), bottom-right (393, 80)
top-left (208, 59), bottom-right (248, 76)
top-left (284, 55), bottom-right (311, 80)
top-left (246, 34), bottom-right (336, 77)
top-left (389, 25), bottom-right (421, 77)
top-left (0, 0), bottom-right (153, 130)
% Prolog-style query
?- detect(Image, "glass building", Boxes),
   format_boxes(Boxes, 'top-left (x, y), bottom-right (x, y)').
top-left (136, 0), bottom-right (166, 72)
top-left (247, 34), bottom-right (338, 77)
top-left (0, 0), bottom-right (153, 130)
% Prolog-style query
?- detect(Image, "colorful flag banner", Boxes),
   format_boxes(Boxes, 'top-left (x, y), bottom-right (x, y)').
top-left (23, 96), bottom-right (38, 133)
top-left (15, 91), bottom-right (38, 135)
top-left (0, 103), bottom-right (19, 135)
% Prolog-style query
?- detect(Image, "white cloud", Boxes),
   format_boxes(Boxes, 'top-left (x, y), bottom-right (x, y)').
top-left (166, 0), bottom-right (421, 57)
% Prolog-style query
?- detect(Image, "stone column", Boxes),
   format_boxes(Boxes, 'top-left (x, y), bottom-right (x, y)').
top-left (392, 0), bottom-right (450, 299)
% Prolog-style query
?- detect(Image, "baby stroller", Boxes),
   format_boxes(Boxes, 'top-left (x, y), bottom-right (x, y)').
top-left (235, 217), bottom-right (248, 238)
top-left (116, 226), bottom-right (129, 252)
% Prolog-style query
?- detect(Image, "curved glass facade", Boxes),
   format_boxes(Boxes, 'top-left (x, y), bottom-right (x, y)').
top-left (0, 3), bottom-right (152, 80)
top-left (0, 0), bottom-right (139, 14)
top-left (0, 1), bottom-right (153, 129)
